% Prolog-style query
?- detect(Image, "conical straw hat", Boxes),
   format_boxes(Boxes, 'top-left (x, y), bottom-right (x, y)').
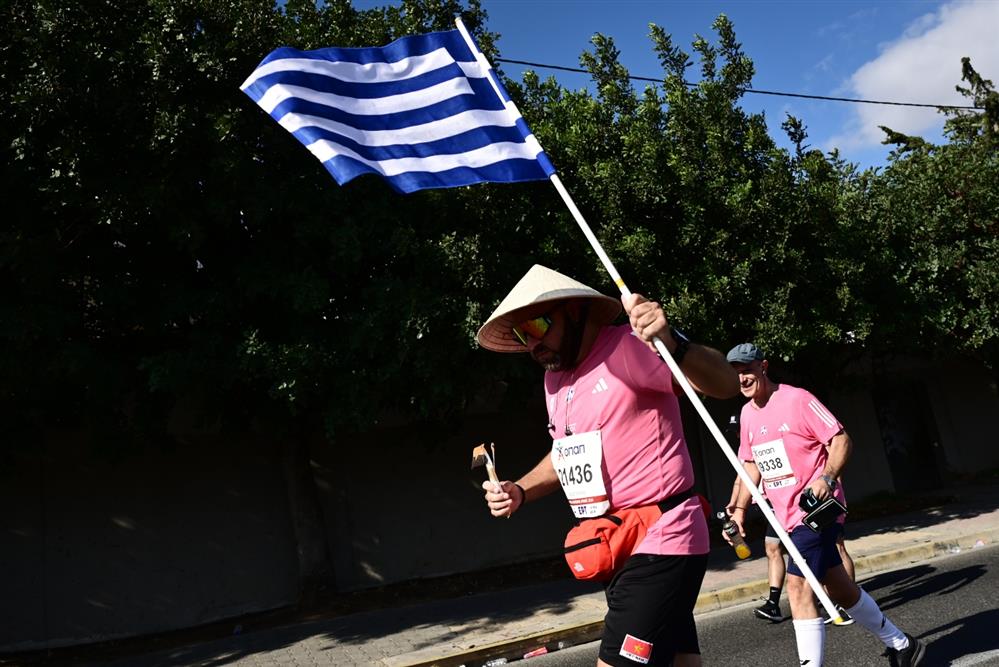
top-left (476, 265), bottom-right (622, 353)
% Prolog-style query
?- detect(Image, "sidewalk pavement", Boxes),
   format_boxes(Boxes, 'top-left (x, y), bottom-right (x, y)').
top-left (60, 482), bottom-right (999, 666)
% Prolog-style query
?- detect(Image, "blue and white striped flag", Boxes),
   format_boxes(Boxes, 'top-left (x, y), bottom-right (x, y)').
top-left (240, 28), bottom-right (556, 194)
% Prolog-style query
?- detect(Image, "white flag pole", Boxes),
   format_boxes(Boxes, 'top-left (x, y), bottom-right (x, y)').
top-left (455, 17), bottom-right (845, 623)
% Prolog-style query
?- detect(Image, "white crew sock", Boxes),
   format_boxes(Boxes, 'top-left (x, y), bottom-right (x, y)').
top-left (793, 618), bottom-right (826, 666)
top-left (845, 588), bottom-right (909, 650)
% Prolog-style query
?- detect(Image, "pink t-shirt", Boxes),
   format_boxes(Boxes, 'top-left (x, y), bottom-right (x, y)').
top-left (738, 384), bottom-right (847, 531)
top-left (545, 325), bottom-right (708, 555)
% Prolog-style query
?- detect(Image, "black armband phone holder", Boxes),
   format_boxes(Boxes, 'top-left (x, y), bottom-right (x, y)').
top-left (798, 488), bottom-right (847, 533)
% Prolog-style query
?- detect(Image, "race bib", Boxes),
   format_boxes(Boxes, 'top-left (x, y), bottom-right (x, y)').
top-left (551, 430), bottom-right (609, 518)
top-left (751, 437), bottom-right (797, 489)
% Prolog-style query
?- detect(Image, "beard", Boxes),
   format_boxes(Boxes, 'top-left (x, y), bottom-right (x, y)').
top-left (531, 344), bottom-right (564, 372)
top-left (531, 306), bottom-right (588, 372)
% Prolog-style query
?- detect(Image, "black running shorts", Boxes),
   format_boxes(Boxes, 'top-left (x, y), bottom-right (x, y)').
top-left (598, 553), bottom-right (708, 666)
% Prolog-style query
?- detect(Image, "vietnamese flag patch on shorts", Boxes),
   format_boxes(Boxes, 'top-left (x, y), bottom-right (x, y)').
top-left (619, 633), bottom-right (653, 664)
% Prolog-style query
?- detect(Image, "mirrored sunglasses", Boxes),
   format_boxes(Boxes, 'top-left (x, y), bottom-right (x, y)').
top-left (512, 315), bottom-right (552, 347)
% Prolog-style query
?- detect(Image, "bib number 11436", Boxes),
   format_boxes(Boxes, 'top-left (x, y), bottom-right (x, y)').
top-left (552, 430), bottom-right (609, 518)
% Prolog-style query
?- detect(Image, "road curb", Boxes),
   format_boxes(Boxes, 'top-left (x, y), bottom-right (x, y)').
top-left (854, 527), bottom-right (999, 577)
top-left (400, 528), bottom-right (998, 667)
top-left (392, 621), bottom-right (603, 667)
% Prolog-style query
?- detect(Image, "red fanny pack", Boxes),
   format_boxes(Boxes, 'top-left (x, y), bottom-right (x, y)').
top-left (563, 489), bottom-right (694, 582)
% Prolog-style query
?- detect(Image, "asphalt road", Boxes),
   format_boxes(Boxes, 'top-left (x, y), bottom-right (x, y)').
top-left (525, 543), bottom-right (999, 666)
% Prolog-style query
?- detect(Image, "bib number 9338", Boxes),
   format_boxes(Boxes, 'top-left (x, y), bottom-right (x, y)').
top-left (752, 437), bottom-right (797, 489)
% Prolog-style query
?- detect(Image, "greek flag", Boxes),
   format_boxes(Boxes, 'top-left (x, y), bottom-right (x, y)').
top-left (240, 28), bottom-right (556, 193)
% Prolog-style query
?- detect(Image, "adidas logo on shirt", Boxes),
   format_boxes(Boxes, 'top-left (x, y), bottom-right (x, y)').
top-left (592, 377), bottom-right (609, 394)
top-left (778, 423), bottom-right (790, 432)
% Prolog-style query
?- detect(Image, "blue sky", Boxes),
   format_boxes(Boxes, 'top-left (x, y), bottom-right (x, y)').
top-left (353, 0), bottom-right (999, 170)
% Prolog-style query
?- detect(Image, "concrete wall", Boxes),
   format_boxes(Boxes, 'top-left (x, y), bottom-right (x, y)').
top-left (310, 395), bottom-right (576, 591)
top-left (0, 431), bottom-right (299, 651)
top-left (3, 357), bottom-right (997, 649)
top-left (824, 385), bottom-right (896, 501)
top-left (925, 359), bottom-right (999, 476)
top-left (307, 365), bottom-right (945, 591)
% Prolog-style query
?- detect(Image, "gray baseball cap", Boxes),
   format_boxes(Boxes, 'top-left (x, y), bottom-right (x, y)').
top-left (726, 343), bottom-right (764, 364)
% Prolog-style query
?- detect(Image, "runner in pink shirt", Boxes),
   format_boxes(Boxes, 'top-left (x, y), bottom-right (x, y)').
top-left (736, 381), bottom-right (847, 533)
top-left (545, 324), bottom-right (709, 556)
top-left (476, 265), bottom-right (738, 667)
top-left (725, 343), bottom-right (924, 667)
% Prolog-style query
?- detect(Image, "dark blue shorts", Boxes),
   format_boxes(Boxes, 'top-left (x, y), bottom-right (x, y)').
top-left (786, 523), bottom-right (843, 579)
top-left (765, 513), bottom-right (846, 543)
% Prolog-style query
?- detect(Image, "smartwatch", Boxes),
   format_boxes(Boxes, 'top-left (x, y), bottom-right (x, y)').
top-left (670, 326), bottom-right (690, 365)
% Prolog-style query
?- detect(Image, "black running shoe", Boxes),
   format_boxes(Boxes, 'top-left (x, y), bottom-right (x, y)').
top-left (753, 599), bottom-right (782, 622)
top-left (823, 605), bottom-right (855, 626)
top-left (883, 633), bottom-right (925, 667)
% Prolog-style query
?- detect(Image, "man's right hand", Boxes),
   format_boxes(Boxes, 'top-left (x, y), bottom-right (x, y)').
top-left (722, 509), bottom-right (747, 544)
top-left (482, 480), bottom-right (523, 518)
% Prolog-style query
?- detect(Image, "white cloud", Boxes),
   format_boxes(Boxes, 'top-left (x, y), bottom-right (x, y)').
top-left (817, 7), bottom-right (879, 42)
top-left (826, 0), bottom-right (999, 152)
top-left (813, 53), bottom-right (835, 75)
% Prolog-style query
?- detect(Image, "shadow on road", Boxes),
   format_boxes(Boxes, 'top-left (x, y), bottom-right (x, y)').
top-left (860, 563), bottom-right (987, 611)
top-left (921, 607), bottom-right (999, 665)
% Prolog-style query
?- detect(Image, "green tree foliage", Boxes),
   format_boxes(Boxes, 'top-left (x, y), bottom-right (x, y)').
top-left (2, 0), bottom-right (499, 442)
top-left (4, 2), bottom-right (998, 448)
top-left (509, 17), bottom-right (779, 347)
top-left (510, 16), bottom-right (866, 362)
top-left (855, 58), bottom-right (999, 366)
